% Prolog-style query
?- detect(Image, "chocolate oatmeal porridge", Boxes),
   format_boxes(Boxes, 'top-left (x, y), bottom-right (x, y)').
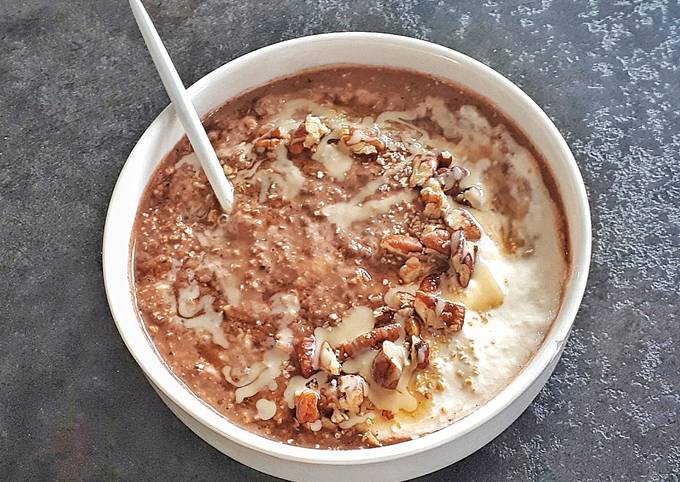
top-left (132, 66), bottom-right (568, 449)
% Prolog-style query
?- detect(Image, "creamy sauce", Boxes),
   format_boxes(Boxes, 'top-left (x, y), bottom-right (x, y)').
top-left (255, 399), bottom-right (277, 420)
top-left (253, 144), bottom-right (305, 201)
top-left (322, 174), bottom-right (416, 229)
top-left (312, 141), bottom-right (354, 179)
top-left (314, 306), bottom-right (374, 347)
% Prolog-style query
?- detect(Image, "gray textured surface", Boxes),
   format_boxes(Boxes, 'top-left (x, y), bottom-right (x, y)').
top-left (1, 0), bottom-right (679, 480)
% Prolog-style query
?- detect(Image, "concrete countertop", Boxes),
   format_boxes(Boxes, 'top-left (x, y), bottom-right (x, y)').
top-left (1, 0), bottom-right (678, 480)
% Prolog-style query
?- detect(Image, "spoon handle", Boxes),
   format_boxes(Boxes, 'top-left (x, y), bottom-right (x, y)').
top-left (129, 0), bottom-right (234, 212)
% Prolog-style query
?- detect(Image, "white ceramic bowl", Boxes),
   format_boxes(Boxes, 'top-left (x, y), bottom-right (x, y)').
top-left (103, 32), bottom-right (591, 481)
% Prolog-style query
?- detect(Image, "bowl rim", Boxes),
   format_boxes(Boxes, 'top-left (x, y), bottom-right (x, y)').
top-left (103, 32), bottom-right (591, 465)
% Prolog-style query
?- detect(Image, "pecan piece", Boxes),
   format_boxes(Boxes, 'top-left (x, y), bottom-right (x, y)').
top-left (318, 341), bottom-right (341, 376)
top-left (384, 290), bottom-right (415, 310)
top-left (409, 154), bottom-right (438, 187)
top-left (454, 185), bottom-right (484, 209)
top-left (420, 178), bottom-right (450, 218)
top-left (373, 306), bottom-right (396, 326)
top-left (380, 234), bottom-right (423, 257)
top-left (449, 230), bottom-right (478, 288)
top-left (337, 375), bottom-right (369, 413)
top-left (339, 323), bottom-right (401, 359)
top-left (420, 229), bottom-right (451, 255)
top-left (414, 291), bottom-right (465, 331)
top-left (437, 150), bottom-right (454, 167)
top-left (404, 317), bottom-right (421, 338)
top-left (253, 137), bottom-right (282, 153)
top-left (288, 115), bottom-right (330, 154)
top-left (372, 341), bottom-right (406, 389)
top-left (419, 272), bottom-right (441, 293)
top-left (296, 336), bottom-right (315, 377)
top-left (253, 126), bottom-right (286, 153)
top-left (411, 335), bottom-right (430, 369)
top-left (341, 127), bottom-right (386, 155)
top-left (436, 165), bottom-right (470, 193)
top-left (443, 209), bottom-right (483, 241)
top-left (295, 388), bottom-right (320, 423)
top-left (399, 256), bottom-right (426, 283)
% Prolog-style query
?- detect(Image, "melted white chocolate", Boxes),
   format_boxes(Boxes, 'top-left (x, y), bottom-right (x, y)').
top-left (255, 399), bottom-right (277, 421)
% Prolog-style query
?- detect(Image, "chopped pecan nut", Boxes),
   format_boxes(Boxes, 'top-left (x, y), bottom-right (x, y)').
top-left (318, 341), bottom-right (341, 376)
top-left (339, 323), bottom-right (401, 359)
top-left (372, 341), bottom-right (405, 389)
top-left (253, 127), bottom-right (286, 153)
top-left (414, 290), bottom-right (466, 331)
top-left (380, 234), bottom-right (423, 257)
top-left (411, 335), bottom-right (430, 369)
top-left (399, 256), bottom-right (426, 283)
top-left (253, 137), bottom-right (282, 153)
top-left (449, 230), bottom-right (478, 288)
top-left (420, 178), bottom-right (450, 218)
top-left (384, 290), bottom-right (415, 310)
top-left (437, 150), bottom-right (454, 167)
top-left (373, 306), bottom-right (396, 326)
top-left (337, 375), bottom-right (368, 413)
top-left (341, 127), bottom-right (386, 155)
top-left (289, 115), bottom-right (330, 154)
top-left (404, 316), bottom-right (421, 338)
top-left (454, 185), bottom-right (484, 209)
top-left (296, 336), bottom-right (315, 377)
top-left (436, 165), bottom-right (470, 193)
top-left (418, 272), bottom-right (441, 293)
top-left (420, 229), bottom-right (451, 255)
top-left (295, 388), bottom-right (320, 423)
top-left (443, 209), bottom-right (483, 241)
top-left (409, 154), bottom-right (438, 187)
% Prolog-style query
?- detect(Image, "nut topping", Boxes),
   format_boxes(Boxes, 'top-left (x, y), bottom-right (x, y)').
top-left (399, 256), bottom-right (426, 283)
top-left (380, 234), bottom-right (423, 257)
top-left (414, 290), bottom-right (466, 331)
top-left (296, 336), bottom-right (315, 377)
top-left (372, 341), bottom-right (406, 389)
top-left (341, 127), bottom-right (386, 155)
top-left (420, 178), bottom-right (450, 218)
top-left (288, 115), bottom-right (330, 154)
top-left (454, 185), bottom-right (484, 209)
top-left (339, 323), bottom-right (401, 359)
top-left (443, 209), bottom-right (483, 241)
top-left (418, 272), bottom-right (441, 293)
top-left (253, 137), bottom-right (283, 153)
top-left (409, 154), bottom-right (438, 187)
top-left (404, 316), bottom-right (421, 338)
top-left (410, 335), bottom-right (430, 369)
top-left (420, 229), bottom-right (451, 255)
top-left (295, 388), bottom-right (320, 423)
top-left (318, 341), bottom-right (342, 376)
top-left (337, 375), bottom-right (369, 413)
top-left (384, 290), bottom-right (415, 310)
top-left (373, 306), bottom-right (396, 326)
top-left (449, 230), bottom-right (478, 288)
top-left (436, 151), bottom-right (454, 167)
top-left (253, 127), bottom-right (287, 153)
top-left (436, 165), bottom-right (469, 193)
